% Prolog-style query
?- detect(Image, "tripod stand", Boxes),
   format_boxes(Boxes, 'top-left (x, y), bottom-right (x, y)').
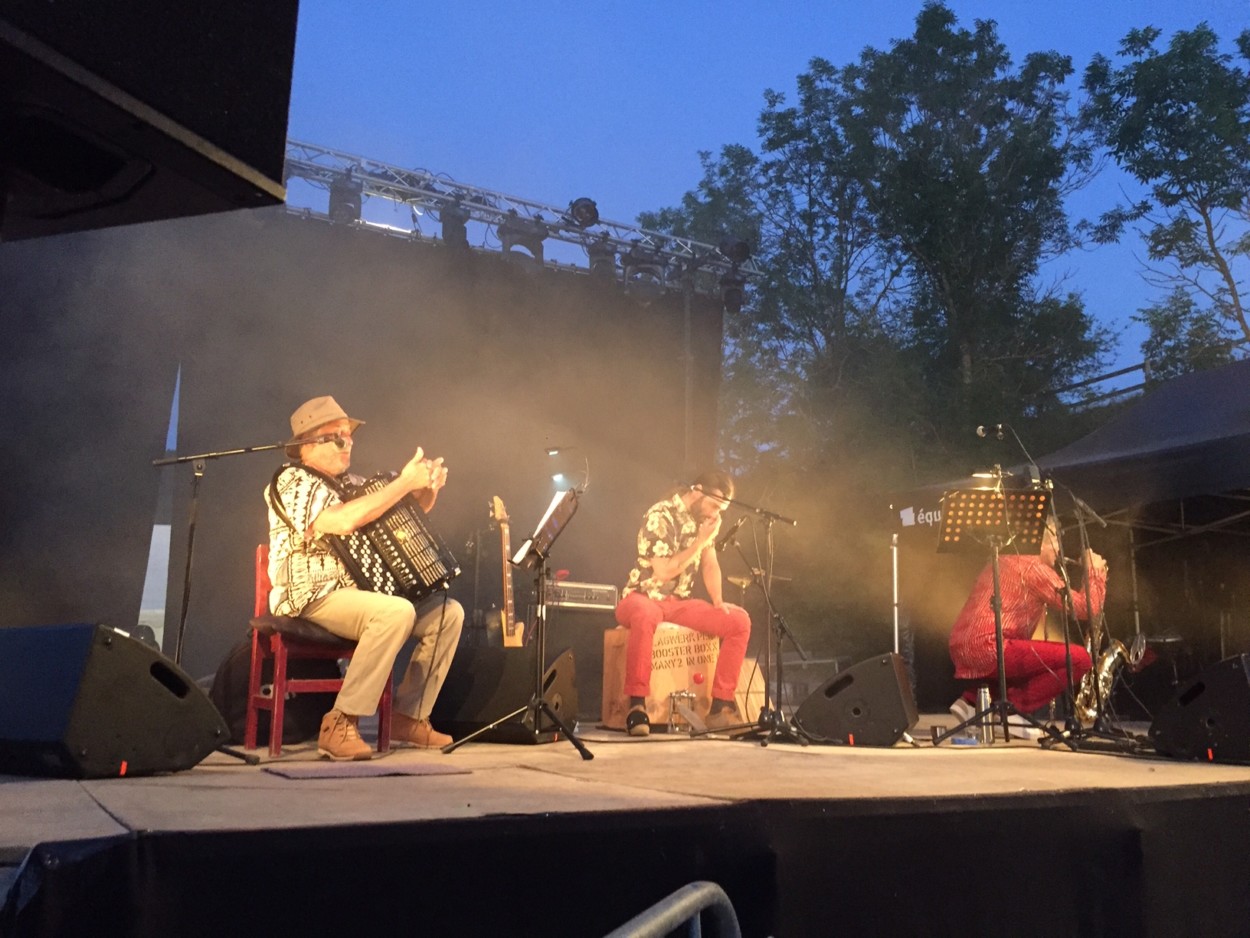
top-left (932, 474), bottom-right (1070, 749)
top-left (443, 489), bottom-right (592, 761)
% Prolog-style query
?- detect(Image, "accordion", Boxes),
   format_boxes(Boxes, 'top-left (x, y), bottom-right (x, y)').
top-left (329, 473), bottom-right (461, 603)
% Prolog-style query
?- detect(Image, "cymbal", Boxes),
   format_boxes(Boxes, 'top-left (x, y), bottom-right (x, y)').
top-left (750, 568), bottom-right (792, 582)
top-left (727, 576), bottom-right (752, 589)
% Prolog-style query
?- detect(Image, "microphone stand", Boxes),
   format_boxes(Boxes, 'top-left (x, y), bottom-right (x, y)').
top-left (151, 438), bottom-right (289, 768)
top-left (1041, 484), bottom-right (1146, 755)
top-left (692, 496), bottom-right (808, 746)
top-left (152, 440), bottom-right (290, 667)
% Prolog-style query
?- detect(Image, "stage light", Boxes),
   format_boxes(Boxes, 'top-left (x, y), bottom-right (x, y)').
top-left (328, 172), bottom-right (362, 224)
top-left (720, 271), bottom-right (746, 314)
top-left (438, 199), bottom-right (470, 248)
top-left (566, 197), bottom-right (599, 228)
top-left (718, 237), bottom-right (751, 266)
top-left (498, 209), bottom-right (548, 265)
top-left (587, 233), bottom-right (617, 279)
top-left (622, 242), bottom-right (667, 301)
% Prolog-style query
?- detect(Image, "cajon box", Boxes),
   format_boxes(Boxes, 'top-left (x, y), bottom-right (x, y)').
top-left (602, 625), bottom-right (719, 730)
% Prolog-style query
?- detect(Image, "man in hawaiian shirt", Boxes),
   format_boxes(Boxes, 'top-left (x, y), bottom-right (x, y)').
top-left (614, 470), bottom-right (751, 736)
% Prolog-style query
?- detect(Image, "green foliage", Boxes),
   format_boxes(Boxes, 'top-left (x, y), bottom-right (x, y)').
top-left (645, 5), bottom-right (1113, 488)
top-left (1136, 287), bottom-right (1239, 385)
top-left (1082, 23), bottom-right (1250, 341)
top-left (839, 4), bottom-right (1100, 425)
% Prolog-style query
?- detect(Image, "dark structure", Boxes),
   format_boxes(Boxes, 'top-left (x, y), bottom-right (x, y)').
top-left (0, 208), bottom-right (726, 681)
top-left (1, 0), bottom-right (297, 240)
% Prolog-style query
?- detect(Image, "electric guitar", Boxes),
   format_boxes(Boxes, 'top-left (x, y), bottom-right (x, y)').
top-left (492, 496), bottom-right (523, 647)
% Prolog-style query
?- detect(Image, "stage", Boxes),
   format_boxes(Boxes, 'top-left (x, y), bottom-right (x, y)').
top-left (3, 713), bottom-right (1249, 937)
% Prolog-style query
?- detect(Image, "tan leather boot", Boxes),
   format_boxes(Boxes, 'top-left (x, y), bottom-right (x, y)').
top-left (318, 709), bottom-right (373, 761)
top-left (390, 712), bottom-right (452, 749)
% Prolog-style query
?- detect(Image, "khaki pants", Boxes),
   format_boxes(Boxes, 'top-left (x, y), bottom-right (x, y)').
top-left (302, 587), bottom-right (463, 720)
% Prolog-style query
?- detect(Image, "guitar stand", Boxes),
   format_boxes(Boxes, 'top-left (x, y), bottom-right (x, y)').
top-left (443, 489), bottom-right (592, 761)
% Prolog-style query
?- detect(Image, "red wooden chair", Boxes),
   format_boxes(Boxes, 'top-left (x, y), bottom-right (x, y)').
top-left (245, 544), bottom-right (392, 757)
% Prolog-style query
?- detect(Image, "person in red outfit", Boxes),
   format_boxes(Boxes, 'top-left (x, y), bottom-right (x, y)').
top-left (948, 521), bottom-right (1107, 728)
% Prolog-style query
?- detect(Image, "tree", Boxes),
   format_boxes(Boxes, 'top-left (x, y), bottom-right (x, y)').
top-left (838, 3), bottom-right (1107, 438)
top-left (629, 4), bottom-right (1122, 667)
top-left (1083, 24), bottom-right (1250, 343)
top-left (1136, 287), bottom-right (1238, 386)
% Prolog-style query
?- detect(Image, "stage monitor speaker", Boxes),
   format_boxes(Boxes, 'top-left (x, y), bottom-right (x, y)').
top-left (1149, 653), bottom-right (1250, 764)
top-left (0, 623), bottom-right (229, 778)
top-left (793, 652), bottom-right (918, 747)
top-left (545, 605), bottom-right (616, 720)
top-left (430, 644), bottom-right (577, 744)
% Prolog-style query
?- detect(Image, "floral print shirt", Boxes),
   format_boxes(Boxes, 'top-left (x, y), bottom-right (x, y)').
top-left (621, 493), bottom-right (700, 601)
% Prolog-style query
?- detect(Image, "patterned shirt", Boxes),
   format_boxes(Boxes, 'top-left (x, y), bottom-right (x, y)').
top-left (622, 493), bottom-right (701, 601)
top-left (266, 466), bottom-right (354, 616)
top-left (949, 552), bottom-right (1108, 678)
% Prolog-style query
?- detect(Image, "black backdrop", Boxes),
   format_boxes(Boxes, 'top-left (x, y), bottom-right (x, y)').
top-left (0, 208), bottom-right (725, 679)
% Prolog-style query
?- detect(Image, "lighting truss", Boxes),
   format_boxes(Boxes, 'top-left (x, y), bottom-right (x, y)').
top-left (283, 139), bottom-right (760, 297)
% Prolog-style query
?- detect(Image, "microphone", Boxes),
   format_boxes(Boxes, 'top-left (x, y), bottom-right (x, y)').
top-left (306, 433), bottom-right (349, 450)
top-left (714, 516), bottom-right (747, 552)
top-left (975, 424), bottom-right (1005, 440)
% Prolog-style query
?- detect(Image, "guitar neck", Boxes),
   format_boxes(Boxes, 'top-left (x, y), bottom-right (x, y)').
top-left (500, 522), bottom-right (521, 646)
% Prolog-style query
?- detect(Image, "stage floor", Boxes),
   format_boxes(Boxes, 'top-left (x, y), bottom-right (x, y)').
top-left (5, 712), bottom-right (1250, 936)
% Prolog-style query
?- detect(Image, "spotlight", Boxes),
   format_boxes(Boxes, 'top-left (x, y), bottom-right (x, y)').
top-left (328, 172), bottom-right (362, 224)
top-left (498, 209), bottom-right (548, 265)
top-left (566, 197), bottom-right (600, 228)
top-left (438, 199), bottom-right (470, 249)
top-left (718, 237), bottom-right (751, 266)
top-left (622, 242), bottom-right (667, 300)
top-left (587, 233), bottom-right (617, 279)
top-left (720, 271), bottom-right (746, 314)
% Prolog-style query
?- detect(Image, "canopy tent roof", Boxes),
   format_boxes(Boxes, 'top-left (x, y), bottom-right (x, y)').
top-left (891, 360), bottom-right (1250, 548)
top-left (1037, 358), bottom-right (1250, 515)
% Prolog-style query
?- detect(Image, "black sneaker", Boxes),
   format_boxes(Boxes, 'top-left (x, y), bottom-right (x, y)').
top-left (626, 705), bottom-right (651, 737)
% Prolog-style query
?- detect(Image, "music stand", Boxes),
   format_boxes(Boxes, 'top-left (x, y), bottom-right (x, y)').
top-left (443, 489), bottom-right (593, 760)
top-left (931, 474), bottom-right (1067, 747)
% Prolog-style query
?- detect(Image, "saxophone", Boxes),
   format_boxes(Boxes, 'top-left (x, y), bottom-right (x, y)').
top-left (1074, 632), bottom-right (1145, 727)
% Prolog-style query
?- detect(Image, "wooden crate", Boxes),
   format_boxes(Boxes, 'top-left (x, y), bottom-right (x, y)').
top-left (601, 625), bottom-right (760, 731)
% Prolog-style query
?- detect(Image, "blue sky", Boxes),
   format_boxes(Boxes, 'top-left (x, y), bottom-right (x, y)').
top-left (285, 1), bottom-right (1248, 375)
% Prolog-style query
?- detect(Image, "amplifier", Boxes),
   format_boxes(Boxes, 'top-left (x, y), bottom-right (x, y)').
top-left (548, 580), bottom-right (618, 610)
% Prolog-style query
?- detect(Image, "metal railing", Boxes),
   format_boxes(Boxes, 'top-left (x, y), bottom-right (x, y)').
top-left (604, 881), bottom-right (742, 938)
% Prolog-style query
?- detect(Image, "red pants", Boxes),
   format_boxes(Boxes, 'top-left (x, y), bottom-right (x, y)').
top-left (614, 592), bottom-right (751, 700)
top-left (961, 640), bottom-right (1092, 714)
